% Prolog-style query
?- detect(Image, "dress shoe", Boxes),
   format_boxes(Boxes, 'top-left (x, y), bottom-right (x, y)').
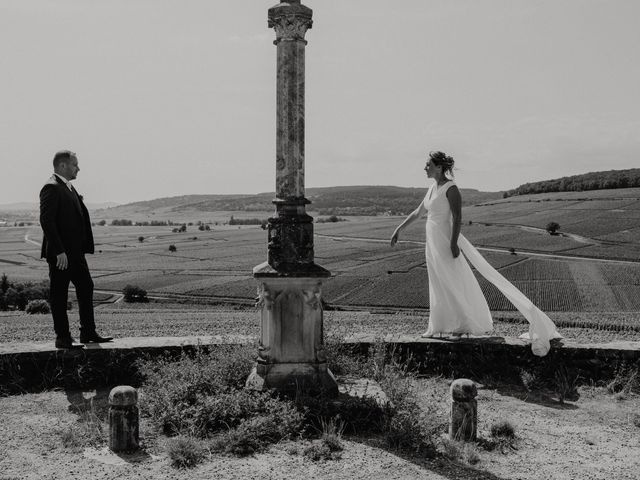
top-left (55, 337), bottom-right (85, 349)
top-left (79, 332), bottom-right (114, 343)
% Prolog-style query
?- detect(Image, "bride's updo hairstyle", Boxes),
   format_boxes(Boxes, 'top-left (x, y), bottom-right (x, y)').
top-left (429, 151), bottom-right (455, 178)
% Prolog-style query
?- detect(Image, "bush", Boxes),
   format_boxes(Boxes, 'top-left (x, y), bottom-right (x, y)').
top-left (440, 438), bottom-right (481, 465)
top-left (228, 216), bottom-right (267, 226)
top-left (140, 345), bottom-right (302, 452)
top-left (209, 400), bottom-right (304, 455)
top-left (26, 299), bottom-right (51, 314)
top-left (316, 215), bottom-right (346, 223)
top-left (122, 285), bottom-right (148, 303)
top-left (167, 436), bottom-right (208, 468)
top-left (546, 222), bottom-right (560, 235)
top-left (607, 364), bottom-right (639, 396)
top-left (0, 279), bottom-right (49, 311)
top-left (490, 420), bottom-right (516, 439)
top-left (138, 236), bottom-right (144, 243)
top-left (111, 219), bottom-right (133, 226)
top-left (169, 245), bottom-right (177, 252)
top-left (139, 341), bottom-right (442, 461)
top-left (138, 345), bottom-right (256, 436)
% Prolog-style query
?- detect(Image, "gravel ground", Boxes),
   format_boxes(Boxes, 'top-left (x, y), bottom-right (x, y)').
top-left (0, 380), bottom-right (638, 479)
top-left (1, 305), bottom-right (639, 345)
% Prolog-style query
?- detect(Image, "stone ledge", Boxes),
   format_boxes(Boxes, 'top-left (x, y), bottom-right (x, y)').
top-left (1, 335), bottom-right (639, 395)
top-left (0, 335), bottom-right (256, 356)
top-left (2, 334), bottom-right (639, 356)
top-left (342, 333), bottom-right (640, 352)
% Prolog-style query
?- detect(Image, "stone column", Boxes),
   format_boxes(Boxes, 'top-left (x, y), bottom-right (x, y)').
top-left (248, 0), bottom-right (337, 396)
top-left (449, 379), bottom-right (477, 442)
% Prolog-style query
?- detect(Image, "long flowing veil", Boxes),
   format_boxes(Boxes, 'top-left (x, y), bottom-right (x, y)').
top-left (457, 235), bottom-right (563, 356)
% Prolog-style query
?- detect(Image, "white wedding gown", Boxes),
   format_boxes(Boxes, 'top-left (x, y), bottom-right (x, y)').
top-left (422, 181), bottom-right (562, 356)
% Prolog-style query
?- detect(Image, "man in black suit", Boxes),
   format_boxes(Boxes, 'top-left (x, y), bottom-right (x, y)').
top-left (40, 150), bottom-right (112, 348)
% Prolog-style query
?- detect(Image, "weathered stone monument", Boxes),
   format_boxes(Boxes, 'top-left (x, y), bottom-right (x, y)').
top-left (246, 0), bottom-right (338, 395)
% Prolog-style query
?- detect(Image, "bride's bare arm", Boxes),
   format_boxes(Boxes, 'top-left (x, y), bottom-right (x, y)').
top-left (390, 201), bottom-right (427, 247)
top-left (446, 185), bottom-right (462, 257)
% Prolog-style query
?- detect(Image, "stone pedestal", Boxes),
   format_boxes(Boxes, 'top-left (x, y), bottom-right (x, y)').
top-left (449, 378), bottom-right (477, 442)
top-left (247, 1), bottom-right (337, 396)
top-left (247, 265), bottom-right (337, 396)
top-left (108, 385), bottom-right (139, 452)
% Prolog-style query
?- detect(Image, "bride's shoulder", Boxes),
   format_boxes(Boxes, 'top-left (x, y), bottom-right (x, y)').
top-left (444, 180), bottom-right (458, 191)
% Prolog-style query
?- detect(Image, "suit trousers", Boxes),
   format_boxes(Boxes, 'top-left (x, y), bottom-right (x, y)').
top-left (48, 254), bottom-right (96, 339)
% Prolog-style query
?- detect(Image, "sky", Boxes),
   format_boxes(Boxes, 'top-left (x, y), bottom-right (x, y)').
top-left (1, 0), bottom-right (639, 204)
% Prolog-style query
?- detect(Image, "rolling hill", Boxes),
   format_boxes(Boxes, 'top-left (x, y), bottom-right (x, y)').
top-left (95, 186), bottom-right (503, 219)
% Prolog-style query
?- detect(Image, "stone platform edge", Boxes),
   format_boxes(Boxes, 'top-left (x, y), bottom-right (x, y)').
top-left (1, 335), bottom-right (639, 395)
top-left (1, 334), bottom-right (639, 356)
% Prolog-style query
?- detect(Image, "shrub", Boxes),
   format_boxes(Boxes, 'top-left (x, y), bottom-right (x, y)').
top-left (111, 219), bottom-right (133, 226)
top-left (210, 402), bottom-right (304, 455)
top-left (138, 236), bottom-right (144, 243)
top-left (377, 363), bottom-right (441, 456)
top-left (26, 299), bottom-right (51, 314)
top-left (607, 364), bottom-right (639, 396)
top-left (519, 369), bottom-right (541, 392)
top-left (303, 441), bottom-right (341, 462)
top-left (3, 287), bottom-right (23, 310)
top-left (554, 366), bottom-right (580, 403)
top-left (440, 438), bottom-right (480, 465)
top-left (122, 285), bottom-right (148, 303)
top-left (320, 416), bottom-right (344, 453)
top-left (138, 345), bottom-right (255, 436)
top-left (169, 244), bottom-right (177, 252)
top-left (167, 436), bottom-right (208, 468)
top-left (316, 215), bottom-right (346, 223)
top-left (546, 222), bottom-right (560, 235)
top-left (490, 420), bottom-right (516, 439)
top-left (139, 342), bottom-right (442, 461)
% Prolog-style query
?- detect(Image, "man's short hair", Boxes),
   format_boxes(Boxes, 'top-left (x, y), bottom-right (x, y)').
top-left (53, 150), bottom-right (76, 169)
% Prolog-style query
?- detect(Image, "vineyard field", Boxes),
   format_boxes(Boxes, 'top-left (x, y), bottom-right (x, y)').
top-left (1, 194), bottom-right (640, 319)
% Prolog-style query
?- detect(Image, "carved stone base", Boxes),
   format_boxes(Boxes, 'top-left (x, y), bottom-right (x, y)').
top-left (247, 270), bottom-right (337, 396)
top-left (246, 361), bottom-right (338, 396)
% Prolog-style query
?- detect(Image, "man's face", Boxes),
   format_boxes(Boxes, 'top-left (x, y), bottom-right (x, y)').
top-left (60, 157), bottom-right (80, 181)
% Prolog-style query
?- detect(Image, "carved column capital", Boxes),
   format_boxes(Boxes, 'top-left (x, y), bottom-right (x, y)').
top-left (268, 2), bottom-right (313, 44)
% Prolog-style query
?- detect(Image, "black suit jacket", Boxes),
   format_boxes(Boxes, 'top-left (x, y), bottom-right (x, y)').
top-left (39, 175), bottom-right (95, 262)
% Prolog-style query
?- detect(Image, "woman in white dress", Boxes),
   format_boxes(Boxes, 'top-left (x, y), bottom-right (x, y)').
top-left (390, 151), bottom-right (562, 356)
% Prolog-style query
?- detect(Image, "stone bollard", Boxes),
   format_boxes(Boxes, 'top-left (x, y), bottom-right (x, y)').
top-left (449, 378), bottom-right (477, 442)
top-left (108, 385), bottom-right (139, 452)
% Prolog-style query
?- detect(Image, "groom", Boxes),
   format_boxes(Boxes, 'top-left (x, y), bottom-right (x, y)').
top-left (39, 150), bottom-right (112, 348)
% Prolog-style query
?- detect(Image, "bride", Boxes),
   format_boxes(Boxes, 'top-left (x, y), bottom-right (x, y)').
top-left (390, 151), bottom-right (562, 356)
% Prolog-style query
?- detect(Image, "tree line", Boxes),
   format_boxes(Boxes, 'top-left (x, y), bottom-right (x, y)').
top-left (503, 168), bottom-right (640, 198)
